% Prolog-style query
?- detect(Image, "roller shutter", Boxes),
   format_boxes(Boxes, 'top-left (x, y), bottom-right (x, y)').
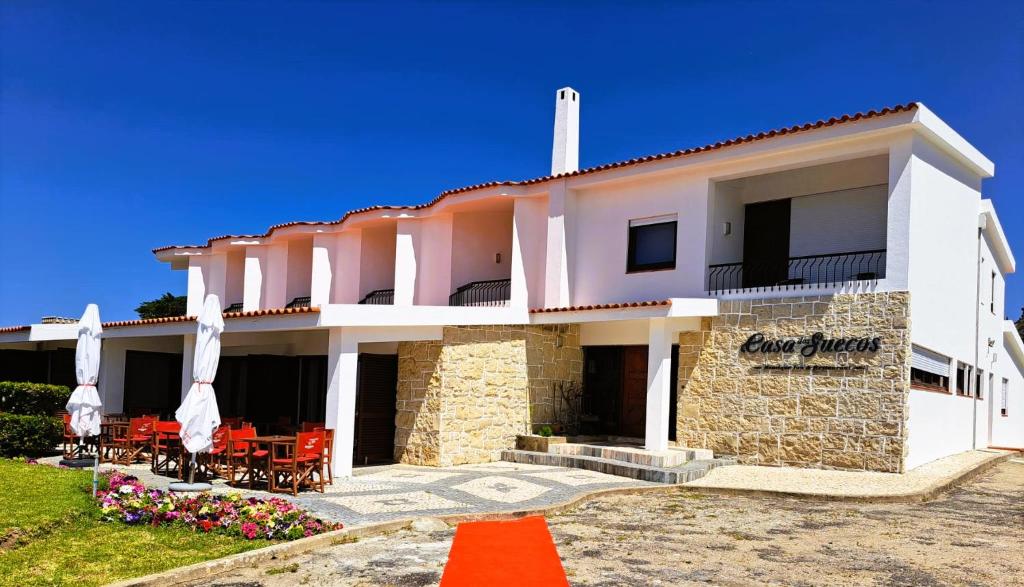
top-left (911, 345), bottom-right (950, 377)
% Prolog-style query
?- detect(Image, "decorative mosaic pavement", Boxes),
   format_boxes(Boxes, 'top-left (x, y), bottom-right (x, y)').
top-left (43, 457), bottom-right (651, 527)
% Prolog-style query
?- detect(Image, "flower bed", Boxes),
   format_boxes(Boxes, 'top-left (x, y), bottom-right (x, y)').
top-left (98, 472), bottom-right (340, 540)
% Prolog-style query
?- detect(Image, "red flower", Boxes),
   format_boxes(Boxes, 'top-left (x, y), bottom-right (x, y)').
top-left (200, 520), bottom-right (213, 532)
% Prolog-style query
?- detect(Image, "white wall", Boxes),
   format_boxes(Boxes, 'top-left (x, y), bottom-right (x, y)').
top-left (359, 224), bottom-right (396, 297)
top-left (224, 249), bottom-right (245, 307)
top-left (992, 337), bottom-right (1024, 449)
top-left (450, 210), bottom-right (513, 292)
top-left (571, 172), bottom-right (710, 304)
top-left (285, 238), bottom-right (313, 303)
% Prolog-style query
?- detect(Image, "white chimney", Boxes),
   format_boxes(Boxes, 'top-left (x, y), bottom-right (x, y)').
top-left (550, 87), bottom-right (580, 176)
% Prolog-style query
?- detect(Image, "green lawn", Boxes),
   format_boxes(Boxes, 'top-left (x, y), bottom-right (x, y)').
top-left (0, 459), bottom-right (269, 587)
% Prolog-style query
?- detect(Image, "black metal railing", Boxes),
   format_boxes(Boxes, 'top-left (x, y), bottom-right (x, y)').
top-left (224, 302), bottom-right (244, 313)
top-left (707, 249), bottom-right (886, 294)
top-left (358, 288), bottom-right (394, 305)
top-left (448, 279), bottom-right (512, 307)
top-left (285, 296), bottom-right (311, 308)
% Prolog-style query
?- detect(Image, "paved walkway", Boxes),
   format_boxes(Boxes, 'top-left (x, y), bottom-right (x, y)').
top-left (683, 449), bottom-right (1011, 498)
top-left (42, 457), bottom-right (651, 527)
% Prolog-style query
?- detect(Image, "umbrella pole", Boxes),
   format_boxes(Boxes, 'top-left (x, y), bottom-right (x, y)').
top-left (188, 453), bottom-right (197, 485)
top-left (92, 454), bottom-right (99, 498)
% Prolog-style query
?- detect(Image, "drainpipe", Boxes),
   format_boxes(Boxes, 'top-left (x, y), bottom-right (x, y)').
top-left (972, 219), bottom-right (984, 450)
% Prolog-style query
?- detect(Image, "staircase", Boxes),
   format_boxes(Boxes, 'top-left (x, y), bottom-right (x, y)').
top-left (501, 440), bottom-right (734, 484)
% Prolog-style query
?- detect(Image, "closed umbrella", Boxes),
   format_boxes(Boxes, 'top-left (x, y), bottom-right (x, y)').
top-left (63, 303), bottom-right (103, 495)
top-left (173, 294), bottom-right (223, 490)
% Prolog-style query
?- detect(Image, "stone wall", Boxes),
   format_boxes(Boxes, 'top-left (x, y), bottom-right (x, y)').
top-left (394, 325), bottom-right (582, 467)
top-left (677, 292), bottom-right (911, 473)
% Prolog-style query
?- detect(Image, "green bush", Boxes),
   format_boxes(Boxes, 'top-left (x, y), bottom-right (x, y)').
top-left (0, 381), bottom-right (72, 416)
top-left (0, 413), bottom-right (63, 457)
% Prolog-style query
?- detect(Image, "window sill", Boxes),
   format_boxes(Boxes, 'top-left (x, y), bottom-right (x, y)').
top-left (911, 385), bottom-right (951, 395)
top-left (626, 266), bottom-right (676, 275)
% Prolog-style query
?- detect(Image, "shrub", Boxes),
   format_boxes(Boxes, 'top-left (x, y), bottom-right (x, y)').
top-left (0, 413), bottom-right (63, 457)
top-left (0, 381), bottom-right (72, 416)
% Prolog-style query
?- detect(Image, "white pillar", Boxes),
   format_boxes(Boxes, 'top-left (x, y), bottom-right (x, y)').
top-left (645, 318), bottom-right (673, 452)
top-left (416, 215), bottom-right (453, 306)
top-left (886, 135), bottom-right (914, 291)
top-left (264, 242), bottom-right (289, 308)
top-left (551, 87), bottom-right (580, 176)
top-left (394, 219), bottom-right (419, 306)
top-left (511, 198), bottom-right (547, 308)
top-left (98, 339), bottom-right (127, 414)
top-left (186, 257), bottom-right (208, 316)
top-left (544, 181), bottom-right (575, 308)
top-left (335, 230), bottom-right (363, 304)
top-left (324, 327), bottom-right (359, 478)
top-left (311, 234), bottom-right (335, 307)
top-left (242, 247), bottom-right (266, 312)
top-left (181, 333), bottom-right (195, 401)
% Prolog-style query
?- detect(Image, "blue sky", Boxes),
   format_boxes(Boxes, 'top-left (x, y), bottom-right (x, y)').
top-left (1, 1), bottom-right (1021, 325)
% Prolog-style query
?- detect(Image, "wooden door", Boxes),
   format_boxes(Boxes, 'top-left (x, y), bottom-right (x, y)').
top-left (620, 346), bottom-right (648, 438)
top-left (355, 354), bottom-right (398, 465)
top-left (742, 199), bottom-right (791, 288)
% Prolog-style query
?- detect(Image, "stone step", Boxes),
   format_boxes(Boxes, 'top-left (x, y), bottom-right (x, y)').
top-left (500, 449), bottom-right (735, 484)
top-left (548, 443), bottom-right (713, 467)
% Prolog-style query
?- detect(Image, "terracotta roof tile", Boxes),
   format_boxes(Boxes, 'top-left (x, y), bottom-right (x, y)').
top-left (102, 306), bottom-right (319, 329)
top-left (153, 103), bottom-right (918, 253)
top-left (0, 325), bottom-right (31, 333)
top-left (529, 300), bottom-right (671, 313)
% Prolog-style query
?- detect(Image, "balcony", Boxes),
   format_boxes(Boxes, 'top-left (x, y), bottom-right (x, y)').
top-left (358, 288), bottom-right (394, 305)
top-left (707, 249), bottom-right (886, 294)
top-left (448, 279), bottom-right (511, 307)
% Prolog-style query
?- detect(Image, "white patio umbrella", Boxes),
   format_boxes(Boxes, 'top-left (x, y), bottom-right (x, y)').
top-left (174, 294), bottom-right (223, 488)
top-left (64, 304), bottom-right (103, 495)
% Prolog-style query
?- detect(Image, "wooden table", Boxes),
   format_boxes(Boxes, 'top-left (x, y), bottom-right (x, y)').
top-left (246, 435), bottom-right (294, 489)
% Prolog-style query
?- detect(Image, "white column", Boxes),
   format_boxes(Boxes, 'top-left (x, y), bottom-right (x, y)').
top-left (98, 339), bottom-right (127, 414)
top-left (324, 327), bottom-right (359, 478)
top-left (264, 242), bottom-right (289, 308)
top-left (186, 257), bottom-right (208, 316)
top-left (242, 247), bottom-right (266, 312)
top-left (181, 333), bottom-right (195, 401)
top-left (886, 135), bottom-right (914, 291)
top-left (311, 234), bottom-right (336, 307)
top-left (416, 215), bottom-right (453, 306)
top-left (335, 230), bottom-right (363, 304)
top-left (511, 197), bottom-right (547, 308)
top-left (645, 318), bottom-right (673, 452)
top-left (393, 219), bottom-right (419, 306)
top-left (550, 87), bottom-right (580, 176)
top-left (543, 181), bottom-right (575, 308)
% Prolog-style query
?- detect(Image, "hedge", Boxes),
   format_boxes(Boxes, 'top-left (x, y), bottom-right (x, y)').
top-left (0, 381), bottom-right (72, 416)
top-left (0, 413), bottom-right (63, 457)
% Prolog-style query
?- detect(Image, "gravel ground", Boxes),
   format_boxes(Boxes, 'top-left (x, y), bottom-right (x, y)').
top-left (200, 459), bottom-right (1024, 587)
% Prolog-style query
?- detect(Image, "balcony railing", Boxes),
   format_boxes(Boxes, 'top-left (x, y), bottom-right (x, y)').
top-left (358, 288), bottom-right (394, 305)
top-left (224, 302), bottom-right (244, 313)
top-left (285, 296), bottom-right (311, 308)
top-left (448, 279), bottom-right (511, 307)
top-left (707, 249), bottom-right (886, 294)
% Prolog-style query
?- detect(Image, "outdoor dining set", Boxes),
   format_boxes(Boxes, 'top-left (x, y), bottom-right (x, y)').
top-left (62, 414), bottom-right (334, 495)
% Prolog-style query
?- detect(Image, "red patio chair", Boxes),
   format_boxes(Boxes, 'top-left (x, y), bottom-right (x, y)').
top-left (61, 414), bottom-right (76, 459)
top-left (203, 426), bottom-right (232, 477)
top-left (269, 430), bottom-right (325, 496)
top-left (151, 421), bottom-right (183, 478)
top-left (226, 426), bottom-right (267, 488)
top-left (104, 416), bottom-right (156, 465)
top-left (314, 426), bottom-right (334, 485)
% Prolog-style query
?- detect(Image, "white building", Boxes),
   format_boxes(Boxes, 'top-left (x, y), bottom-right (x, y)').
top-left (3, 89), bottom-right (1022, 477)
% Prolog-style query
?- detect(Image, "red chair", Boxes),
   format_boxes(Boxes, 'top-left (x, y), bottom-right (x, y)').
top-left (269, 431), bottom-right (325, 496)
top-left (203, 426), bottom-right (232, 477)
top-left (104, 417), bottom-right (156, 465)
top-left (61, 414), bottom-right (76, 459)
top-left (314, 426), bottom-right (334, 485)
top-left (226, 426), bottom-right (267, 488)
top-left (151, 421), bottom-right (183, 478)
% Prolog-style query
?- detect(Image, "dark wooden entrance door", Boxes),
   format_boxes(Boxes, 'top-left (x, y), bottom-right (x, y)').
top-left (742, 199), bottom-right (792, 288)
top-left (620, 346), bottom-right (648, 438)
top-left (354, 354), bottom-right (398, 465)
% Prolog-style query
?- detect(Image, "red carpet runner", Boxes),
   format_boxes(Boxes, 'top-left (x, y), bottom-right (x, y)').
top-left (440, 516), bottom-right (569, 586)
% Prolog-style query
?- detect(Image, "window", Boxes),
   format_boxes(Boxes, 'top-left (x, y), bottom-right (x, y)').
top-left (911, 346), bottom-right (950, 393)
top-left (976, 370), bottom-right (984, 400)
top-left (1002, 378), bottom-right (1009, 416)
top-left (627, 215), bottom-right (677, 273)
top-left (911, 368), bottom-right (949, 391)
top-left (956, 364), bottom-right (970, 396)
top-left (990, 271), bottom-right (996, 314)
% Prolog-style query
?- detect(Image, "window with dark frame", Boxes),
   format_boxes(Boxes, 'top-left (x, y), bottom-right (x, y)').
top-left (910, 367), bottom-right (948, 392)
top-left (1002, 378), bottom-right (1009, 416)
top-left (627, 217), bottom-right (677, 273)
top-left (991, 271), bottom-right (996, 314)
top-left (976, 371), bottom-right (983, 400)
top-left (956, 364), bottom-right (969, 396)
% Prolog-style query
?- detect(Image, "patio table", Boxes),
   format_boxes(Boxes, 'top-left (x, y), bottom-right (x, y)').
top-left (246, 435), bottom-right (294, 489)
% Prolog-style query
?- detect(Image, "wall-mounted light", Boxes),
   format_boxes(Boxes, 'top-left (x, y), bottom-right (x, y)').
top-left (722, 222), bottom-right (732, 236)
top-left (495, 253), bottom-right (501, 264)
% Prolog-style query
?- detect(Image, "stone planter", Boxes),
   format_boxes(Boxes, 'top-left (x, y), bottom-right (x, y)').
top-left (516, 434), bottom-right (567, 453)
